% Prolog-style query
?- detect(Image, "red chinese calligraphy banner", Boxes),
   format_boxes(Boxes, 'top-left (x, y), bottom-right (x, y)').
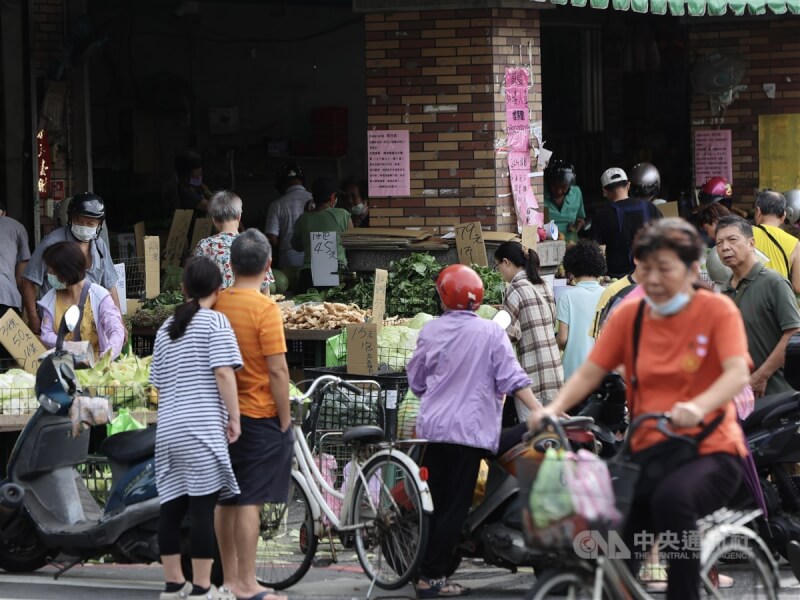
top-left (504, 68), bottom-right (541, 230)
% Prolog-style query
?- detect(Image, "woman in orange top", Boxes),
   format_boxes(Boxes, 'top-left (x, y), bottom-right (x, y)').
top-left (529, 218), bottom-right (751, 600)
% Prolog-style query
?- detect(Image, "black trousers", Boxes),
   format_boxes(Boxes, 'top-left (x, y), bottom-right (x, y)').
top-left (623, 452), bottom-right (742, 600)
top-left (420, 443), bottom-right (485, 580)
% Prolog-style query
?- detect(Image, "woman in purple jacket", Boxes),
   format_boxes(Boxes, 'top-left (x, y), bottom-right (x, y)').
top-left (407, 264), bottom-right (542, 598)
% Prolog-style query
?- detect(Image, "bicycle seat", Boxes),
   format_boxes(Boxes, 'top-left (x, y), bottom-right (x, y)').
top-left (741, 391), bottom-right (800, 433)
top-left (100, 426), bottom-right (156, 464)
top-left (342, 425), bottom-right (385, 445)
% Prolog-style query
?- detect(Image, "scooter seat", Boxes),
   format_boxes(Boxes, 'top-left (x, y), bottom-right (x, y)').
top-left (341, 425), bottom-right (385, 445)
top-left (741, 391), bottom-right (800, 433)
top-left (99, 426), bottom-right (157, 464)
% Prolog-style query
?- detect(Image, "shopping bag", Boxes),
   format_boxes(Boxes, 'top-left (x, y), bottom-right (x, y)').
top-left (529, 448), bottom-right (574, 528)
top-left (106, 407), bottom-right (145, 436)
top-left (326, 331), bottom-right (347, 367)
top-left (563, 449), bottom-right (622, 527)
top-left (397, 389), bottom-right (420, 439)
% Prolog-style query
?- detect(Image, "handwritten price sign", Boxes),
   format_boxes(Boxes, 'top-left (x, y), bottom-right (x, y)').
top-left (347, 323), bottom-right (378, 375)
top-left (310, 232), bottom-right (340, 287)
top-left (455, 222), bottom-right (488, 267)
top-left (0, 311), bottom-right (46, 373)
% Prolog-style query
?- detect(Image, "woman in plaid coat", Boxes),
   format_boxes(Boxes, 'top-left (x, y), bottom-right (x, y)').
top-left (494, 241), bottom-right (563, 421)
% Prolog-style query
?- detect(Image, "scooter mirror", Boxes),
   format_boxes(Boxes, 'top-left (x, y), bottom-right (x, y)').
top-left (492, 309), bottom-right (512, 330)
top-left (55, 305), bottom-right (80, 351)
top-left (38, 393), bottom-right (61, 414)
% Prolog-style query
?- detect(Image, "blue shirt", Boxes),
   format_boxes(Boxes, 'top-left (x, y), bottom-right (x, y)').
top-left (556, 281), bottom-right (605, 380)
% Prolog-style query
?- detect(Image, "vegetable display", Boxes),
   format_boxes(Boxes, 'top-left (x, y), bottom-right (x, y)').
top-left (281, 302), bottom-right (371, 330)
top-left (75, 352), bottom-right (154, 409)
top-left (471, 264), bottom-right (506, 305)
top-left (0, 369), bottom-right (37, 414)
top-left (386, 253), bottom-right (443, 318)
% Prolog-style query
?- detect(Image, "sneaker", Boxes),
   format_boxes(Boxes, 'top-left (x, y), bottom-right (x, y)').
top-left (188, 586), bottom-right (235, 600)
top-left (160, 582), bottom-right (192, 600)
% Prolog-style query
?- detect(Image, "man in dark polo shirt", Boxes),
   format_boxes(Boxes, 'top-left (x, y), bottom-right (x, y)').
top-left (717, 215), bottom-right (800, 397)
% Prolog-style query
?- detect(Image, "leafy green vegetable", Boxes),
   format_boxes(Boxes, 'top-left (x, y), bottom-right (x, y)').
top-left (407, 312), bottom-right (434, 329)
top-left (471, 264), bottom-right (505, 305)
top-left (142, 290), bottom-right (184, 309)
top-left (387, 253), bottom-right (443, 318)
top-left (291, 289), bottom-right (325, 304)
top-left (476, 304), bottom-right (499, 320)
top-left (324, 277), bottom-right (374, 307)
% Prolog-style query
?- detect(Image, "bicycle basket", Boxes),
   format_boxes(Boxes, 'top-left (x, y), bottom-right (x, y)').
top-left (516, 425), bottom-right (625, 550)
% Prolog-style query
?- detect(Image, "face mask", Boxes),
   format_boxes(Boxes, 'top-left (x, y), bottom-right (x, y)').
top-left (644, 292), bottom-right (691, 316)
top-left (351, 202), bottom-right (366, 215)
top-left (71, 224), bottom-right (97, 242)
top-left (189, 177), bottom-right (202, 187)
top-left (47, 273), bottom-right (66, 291)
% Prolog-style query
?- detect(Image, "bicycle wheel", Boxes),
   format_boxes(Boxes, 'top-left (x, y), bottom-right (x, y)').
top-left (255, 476), bottom-right (318, 590)
top-left (350, 454), bottom-right (430, 590)
top-left (700, 535), bottom-right (778, 599)
top-left (526, 566), bottom-right (617, 600)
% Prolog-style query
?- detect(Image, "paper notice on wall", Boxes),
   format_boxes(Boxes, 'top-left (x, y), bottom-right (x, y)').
top-left (0, 311), bottom-right (47, 373)
top-left (368, 130), bottom-right (410, 197)
top-left (695, 130), bottom-right (733, 186)
top-left (505, 67), bottom-right (540, 231)
top-left (114, 263), bottom-right (127, 315)
top-left (310, 232), bottom-right (340, 287)
top-left (758, 114), bottom-right (800, 191)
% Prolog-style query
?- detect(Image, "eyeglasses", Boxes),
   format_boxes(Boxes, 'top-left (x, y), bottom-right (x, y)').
top-left (493, 262), bottom-right (501, 272)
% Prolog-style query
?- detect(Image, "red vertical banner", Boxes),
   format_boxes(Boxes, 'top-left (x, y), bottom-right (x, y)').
top-left (505, 67), bottom-right (541, 230)
top-left (37, 129), bottom-right (51, 200)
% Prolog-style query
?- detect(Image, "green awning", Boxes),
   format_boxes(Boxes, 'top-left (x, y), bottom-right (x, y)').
top-left (548, 0), bottom-right (800, 15)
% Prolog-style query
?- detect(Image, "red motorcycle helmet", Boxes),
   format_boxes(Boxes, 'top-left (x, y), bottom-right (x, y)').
top-left (698, 176), bottom-right (733, 207)
top-left (436, 264), bottom-right (484, 311)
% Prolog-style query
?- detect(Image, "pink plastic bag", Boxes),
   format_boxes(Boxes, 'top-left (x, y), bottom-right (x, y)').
top-left (563, 449), bottom-right (622, 528)
top-left (317, 453), bottom-right (340, 526)
top-left (734, 385), bottom-right (755, 420)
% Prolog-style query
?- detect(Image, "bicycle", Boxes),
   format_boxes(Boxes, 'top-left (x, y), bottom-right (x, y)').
top-left (523, 413), bottom-right (780, 600)
top-left (252, 374), bottom-right (433, 591)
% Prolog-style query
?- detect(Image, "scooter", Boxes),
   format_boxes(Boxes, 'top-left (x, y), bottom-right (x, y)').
top-left (447, 375), bottom-right (627, 575)
top-left (0, 305), bottom-right (163, 577)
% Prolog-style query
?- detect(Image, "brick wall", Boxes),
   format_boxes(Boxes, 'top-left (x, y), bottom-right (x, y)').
top-left (689, 18), bottom-right (799, 209)
top-left (365, 9), bottom-right (542, 233)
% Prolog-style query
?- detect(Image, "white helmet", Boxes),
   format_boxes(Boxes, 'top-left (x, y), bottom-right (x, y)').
top-left (784, 189), bottom-right (800, 224)
top-left (601, 168), bottom-right (628, 189)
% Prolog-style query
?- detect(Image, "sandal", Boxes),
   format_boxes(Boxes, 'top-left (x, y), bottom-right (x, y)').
top-left (638, 563), bottom-right (668, 594)
top-left (416, 577), bottom-right (470, 598)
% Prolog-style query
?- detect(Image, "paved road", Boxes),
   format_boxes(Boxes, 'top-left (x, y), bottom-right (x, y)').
top-left (1, 559), bottom-right (799, 599)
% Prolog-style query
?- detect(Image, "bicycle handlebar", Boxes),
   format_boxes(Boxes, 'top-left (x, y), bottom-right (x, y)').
top-left (290, 374), bottom-right (378, 402)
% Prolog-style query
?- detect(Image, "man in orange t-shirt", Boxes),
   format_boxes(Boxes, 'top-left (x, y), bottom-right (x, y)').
top-left (214, 228), bottom-right (291, 600)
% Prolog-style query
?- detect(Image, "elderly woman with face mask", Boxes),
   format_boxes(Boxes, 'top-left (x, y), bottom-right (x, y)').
top-left (530, 218), bottom-right (751, 600)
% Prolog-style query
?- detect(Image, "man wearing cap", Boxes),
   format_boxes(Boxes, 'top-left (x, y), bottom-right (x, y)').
top-left (591, 167), bottom-right (663, 278)
top-left (264, 164), bottom-right (312, 269)
top-left (291, 177), bottom-right (353, 292)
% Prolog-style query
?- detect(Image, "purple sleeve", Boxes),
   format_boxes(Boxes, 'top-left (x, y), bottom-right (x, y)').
top-left (98, 293), bottom-right (125, 359)
top-left (491, 328), bottom-right (532, 395)
top-left (406, 333), bottom-right (428, 397)
top-left (38, 305), bottom-right (56, 349)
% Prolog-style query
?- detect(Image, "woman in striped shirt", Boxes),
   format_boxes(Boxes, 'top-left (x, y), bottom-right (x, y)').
top-left (150, 257), bottom-right (243, 600)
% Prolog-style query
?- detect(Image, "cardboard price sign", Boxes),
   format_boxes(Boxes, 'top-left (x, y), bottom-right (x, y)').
top-left (162, 209), bottom-right (193, 268)
top-left (190, 218), bottom-right (213, 252)
top-left (0, 311), bottom-right (47, 373)
top-left (134, 221), bottom-right (145, 260)
top-left (455, 222), bottom-right (488, 267)
top-left (144, 236), bottom-right (161, 299)
top-left (521, 225), bottom-right (539, 251)
top-left (346, 323), bottom-right (378, 376)
top-left (371, 269), bottom-right (388, 327)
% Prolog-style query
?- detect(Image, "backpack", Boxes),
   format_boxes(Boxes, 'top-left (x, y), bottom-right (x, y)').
top-left (611, 200), bottom-right (652, 264)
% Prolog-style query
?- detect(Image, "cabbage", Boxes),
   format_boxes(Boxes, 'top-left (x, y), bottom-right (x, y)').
top-left (377, 326), bottom-right (420, 371)
top-left (0, 369), bottom-right (37, 414)
top-left (407, 313), bottom-right (434, 330)
top-left (476, 305), bottom-right (499, 320)
top-left (75, 353), bottom-right (152, 408)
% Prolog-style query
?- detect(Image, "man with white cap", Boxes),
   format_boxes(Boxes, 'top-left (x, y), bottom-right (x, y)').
top-left (591, 167), bottom-right (663, 278)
